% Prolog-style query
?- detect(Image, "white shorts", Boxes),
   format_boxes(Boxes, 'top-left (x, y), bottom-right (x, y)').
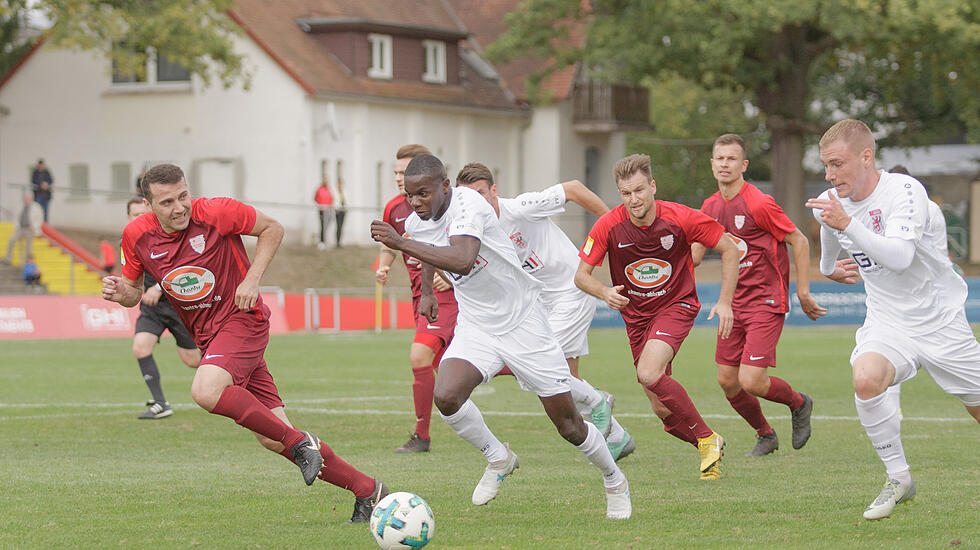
top-left (542, 290), bottom-right (595, 359)
top-left (443, 302), bottom-right (572, 397)
top-left (852, 310), bottom-right (980, 406)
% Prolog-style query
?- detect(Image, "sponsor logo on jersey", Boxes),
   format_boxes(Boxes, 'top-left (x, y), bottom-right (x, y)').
top-left (161, 265), bottom-right (216, 302)
top-left (583, 236), bottom-right (594, 255)
top-left (729, 234), bottom-right (749, 264)
top-left (734, 215), bottom-right (745, 230)
top-left (624, 258), bottom-right (672, 289)
top-left (660, 235), bottom-right (674, 250)
top-left (869, 209), bottom-right (883, 234)
top-left (189, 234), bottom-right (206, 254)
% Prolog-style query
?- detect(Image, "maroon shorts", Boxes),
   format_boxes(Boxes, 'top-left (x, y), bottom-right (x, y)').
top-left (412, 291), bottom-right (458, 353)
top-left (625, 300), bottom-right (700, 371)
top-left (715, 310), bottom-right (785, 368)
top-left (201, 303), bottom-right (284, 409)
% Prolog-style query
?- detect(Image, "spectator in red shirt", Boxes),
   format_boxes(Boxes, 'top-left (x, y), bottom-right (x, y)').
top-left (314, 175), bottom-right (334, 250)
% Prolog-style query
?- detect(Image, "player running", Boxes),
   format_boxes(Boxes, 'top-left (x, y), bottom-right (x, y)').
top-left (376, 144), bottom-right (459, 453)
top-left (371, 154), bottom-right (631, 519)
top-left (103, 164), bottom-right (387, 523)
top-left (455, 162), bottom-right (634, 460)
top-left (692, 134), bottom-right (825, 456)
top-left (807, 119), bottom-right (980, 520)
top-left (575, 153), bottom-right (739, 480)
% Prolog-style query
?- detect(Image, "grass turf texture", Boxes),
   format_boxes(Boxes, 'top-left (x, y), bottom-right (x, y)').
top-left (1, 327), bottom-right (976, 549)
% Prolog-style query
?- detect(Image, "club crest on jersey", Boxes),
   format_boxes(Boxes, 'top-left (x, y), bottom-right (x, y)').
top-left (625, 258), bottom-right (672, 289)
top-left (189, 234), bottom-right (206, 254)
top-left (510, 232), bottom-right (528, 250)
top-left (868, 209), bottom-right (883, 234)
top-left (660, 235), bottom-right (674, 250)
top-left (161, 265), bottom-right (216, 302)
top-left (734, 215), bottom-right (745, 229)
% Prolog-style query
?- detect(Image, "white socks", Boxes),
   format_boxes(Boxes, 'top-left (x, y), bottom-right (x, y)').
top-left (569, 377), bottom-right (603, 412)
top-left (855, 391), bottom-right (910, 480)
top-left (441, 399), bottom-right (508, 463)
top-left (607, 416), bottom-right (626, 444)
top-left (575, 422), bottom-right (627, 489)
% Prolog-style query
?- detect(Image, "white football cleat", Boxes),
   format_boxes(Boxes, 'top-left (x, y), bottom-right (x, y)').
top-left (605, 480), bottom-right (631, 519)
top-left (863, 478), bottom-right (916, 520)
top-left (472, 443), bottom-right (519, 505)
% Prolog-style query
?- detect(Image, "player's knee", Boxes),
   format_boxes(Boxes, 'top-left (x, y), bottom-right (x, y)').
top-left (555, 415), bottom-right (586, 445)
top-left (433, 390), bottom-right (463, 416)
top-left (190, 383), bottom-right (220, 411)
top-left (852, 374), bottom-right (886, 400)
top-left (741, 377), bottom-right (768, 396)
top-left (717, 372), bottom-right (739, 393)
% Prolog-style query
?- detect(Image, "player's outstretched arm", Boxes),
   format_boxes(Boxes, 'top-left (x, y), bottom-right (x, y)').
top-left (561, 179), bottom-right (610, 217)
top-left (574, 260), bottom-right (628, 310)
top-left (238, 209), bottom-right (284, 311)
top-left (102, 274), bottom-right (143, 308)
top-left (371, 220), bottom-right (480, 274)
top-left (707, 233), bottom-right (737, 338)
top-left (783, 229), bottom-right (826, 320)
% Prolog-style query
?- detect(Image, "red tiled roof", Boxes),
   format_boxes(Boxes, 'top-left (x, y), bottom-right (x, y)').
top-left (447, 0), bottom-right (585, 102)
top-left (231, 0), bottom-right (521, 112)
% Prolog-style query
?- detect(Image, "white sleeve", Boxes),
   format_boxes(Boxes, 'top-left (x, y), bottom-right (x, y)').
top-left (448, 191), bottom-right (486, 240)
top-left (819, 225), bottom-right (843, 276)
top-left (510, 184), bottom-right (566, 220)
top-left (843, 221), bottom-right (915, 273)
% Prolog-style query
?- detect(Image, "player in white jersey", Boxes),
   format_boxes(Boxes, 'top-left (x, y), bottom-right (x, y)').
top-left (454, 162), bottom-right (635, 461)
top-left (806, 119), bottom-right (980, 521)
top-left (370, 154), bottom-right (631, 520)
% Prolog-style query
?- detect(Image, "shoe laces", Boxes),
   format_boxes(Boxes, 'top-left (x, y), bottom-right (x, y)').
top-left (872, 481), bottom-right (899, 505)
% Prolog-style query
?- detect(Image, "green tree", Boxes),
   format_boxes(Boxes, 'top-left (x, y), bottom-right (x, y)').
top-left (2, 0), bottom-right (247, 88)
top-left (487, 0), bottom-right (980, 225)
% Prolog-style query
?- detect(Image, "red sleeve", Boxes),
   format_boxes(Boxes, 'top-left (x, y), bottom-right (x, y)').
top-left (749, 193), bottom-right (796, 241)
top-left (120, 223), bottom-right (144, 282)
top-left (192, 197), bottom-right (256, 236)
top-left (382, 197), bottom-right (397, 225)
top-left (579, 206), bottom-right (623, 266)
top-left (672, 203), bottom-right (725, 248)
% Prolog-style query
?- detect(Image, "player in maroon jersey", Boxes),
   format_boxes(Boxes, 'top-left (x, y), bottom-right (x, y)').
top-left (575, 153), bottom-right (740, 480)
top-left (375, 144), bottom-right (459, 453)
top-left (102, 164), bottom-right (387, 523)
top-left (693, 134), bottom-right (826, 456)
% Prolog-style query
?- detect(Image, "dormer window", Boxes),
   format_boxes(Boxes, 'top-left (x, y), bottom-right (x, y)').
top-left (112, 45), bottom-right (190, 86)
top-left (368, 33), bottom-right (393, 80)
top-left (422, 40), bottom-right (446, 84)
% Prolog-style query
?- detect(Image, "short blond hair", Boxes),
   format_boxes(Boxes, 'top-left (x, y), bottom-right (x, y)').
top-left (396, 144), bottom-right (432, 160)
top-left (613, 154), bottom-right (652, 183)
top-left (820, 119), bottom-right (876, 156)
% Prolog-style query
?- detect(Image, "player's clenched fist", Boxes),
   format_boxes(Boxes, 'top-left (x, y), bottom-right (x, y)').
top-left (371, 220), bottom-right (401, 249)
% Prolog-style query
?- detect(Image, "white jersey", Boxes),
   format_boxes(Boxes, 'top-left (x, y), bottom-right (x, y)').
top-left (812, 170), bottom-right (967, 335)
top-left (497, 184), bottom-right (583, 304)
top-left (405, 186), bottom-right (542, 335)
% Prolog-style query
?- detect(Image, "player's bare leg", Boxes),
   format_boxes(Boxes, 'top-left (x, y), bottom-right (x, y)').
top-left (190, 364), bottom-right (322, 485)
top-left (539, 392), bottom-right (630, 519)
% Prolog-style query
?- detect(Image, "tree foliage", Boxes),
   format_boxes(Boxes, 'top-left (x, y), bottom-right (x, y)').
top-left (488, 0), bottom-right (980, 222)
top-left (6, 0), bottom-right (248, 88)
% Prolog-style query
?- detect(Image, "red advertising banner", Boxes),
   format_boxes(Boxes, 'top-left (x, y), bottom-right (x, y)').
top-left (0, 292), bottom-right (288, 340)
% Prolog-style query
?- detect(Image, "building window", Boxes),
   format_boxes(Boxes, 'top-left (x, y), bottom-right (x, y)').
top-left (368, 33), bottom-right (393, 80)
top-left (422, 40), bottom-right (446, 84)
top-left (112, 47), bottom-right (190, 86)
top-left (68, 163), bottom-right (89, 199)
top-left (110, 162), bottom-right (132, 197)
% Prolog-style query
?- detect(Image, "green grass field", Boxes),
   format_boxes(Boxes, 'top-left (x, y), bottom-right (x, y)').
top-left (1, 327), bottom-right (977, 549)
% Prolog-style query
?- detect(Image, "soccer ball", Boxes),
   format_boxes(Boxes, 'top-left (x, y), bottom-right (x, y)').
top-left (369, 491), bottom-right (435, 549)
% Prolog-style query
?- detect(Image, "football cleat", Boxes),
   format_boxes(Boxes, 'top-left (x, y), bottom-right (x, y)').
top-left (746, 432), bottom-right (779, 457)
top-left (607, 431), bottom-right (636, 462)
top-left (791, 393), bottom-right (813, 449)
top-left (472, 443), bottom-right (519, 505)
top-left (590, 391), bottom-right (614, 438)
top-left (863, 478), bottom-right (916, 520)
top-left (697, 432), bottom-right (725, 473)
top-left (290, 431), bottom-right (324, 486)
top-left (138, 401), bottom-right (173, 420)
top-left (605, 480), bottom-right (632, 519)
top-left (699, 462), bottom-right (721, 480)
top-left (349, 479), bottom-right (389, 523)
top-left (394, 432), bottom-right (430, 453)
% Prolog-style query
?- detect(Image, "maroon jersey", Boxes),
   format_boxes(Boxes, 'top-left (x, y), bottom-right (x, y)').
top-left (121, 197), bottom-right (261, 350)
top-left (579, 201), bottom-right (724, 327)
top-left (382, 194), bottom-right (455, 306)
top-left (700, 182), bottom-right (796, 314)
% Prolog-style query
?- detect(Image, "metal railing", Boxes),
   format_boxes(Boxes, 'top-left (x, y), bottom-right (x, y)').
top-left (302, 286), bottom-right (410, 332)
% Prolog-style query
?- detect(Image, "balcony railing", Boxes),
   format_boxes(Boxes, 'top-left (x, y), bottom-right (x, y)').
top-left (572, 81), bottom-right (650, 132)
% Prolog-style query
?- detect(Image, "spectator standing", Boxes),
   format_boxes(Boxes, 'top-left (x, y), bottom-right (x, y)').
top-left (314, 175), bottom-right (334, 250)
top-left (31, 159), bottom-right (53, 222)
top-left (4, 191), bottom-right (44, 264)
top-left (99, 238), bottom-right (117, 275)
top-left (334, 177), bottom-right (347, 248)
